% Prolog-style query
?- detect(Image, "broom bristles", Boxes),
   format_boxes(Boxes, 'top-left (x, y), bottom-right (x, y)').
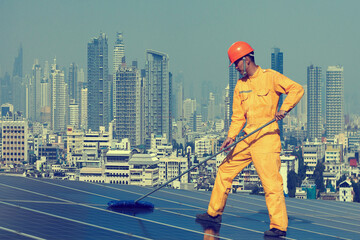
top-left (108, 200), bottom-right (154, 209)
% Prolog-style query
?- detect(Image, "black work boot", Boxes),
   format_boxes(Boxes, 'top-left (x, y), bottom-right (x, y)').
top-left (264, 228), bottom-right (286, 237)
top-left (195, 212), bottom-right (222, 224)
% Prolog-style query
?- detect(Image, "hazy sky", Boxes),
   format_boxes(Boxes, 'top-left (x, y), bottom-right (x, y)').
top-left (1, 0), bottom-right (360, 113)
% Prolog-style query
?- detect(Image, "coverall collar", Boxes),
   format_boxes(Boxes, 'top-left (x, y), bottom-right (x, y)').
top-left (247, 65), bottom-right (261, 80)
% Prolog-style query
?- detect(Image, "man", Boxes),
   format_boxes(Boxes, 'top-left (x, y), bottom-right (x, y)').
top-left (196, 41), bottom-right (304, 237)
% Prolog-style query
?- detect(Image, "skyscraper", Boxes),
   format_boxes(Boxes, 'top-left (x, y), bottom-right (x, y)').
top-left (80, 88), bottom-right (88, 130)
top-left (28, 59), bottom-right (41, 121)
top-left (172, 77), bottom-right (184, 121)
top-left (13, 45), bottom-right (23, 78)
top-left (224, 84), bottom-right (230, 132)
top-left (228, 64), bottom-right (240, 131)
top-left (208, 92), bottom-right (215, 122)
top-left (68, 63), bottom-right (79, 103)
top-left (307, 65), bottom-right (322, 141)
top-left (145, 50), bottom-right (171, 144)
top-left (114, 61), bottom-right (142, 146)
top-left (69, 99), bottom-right (79, 129)
top-left (113, 32), bottom-right (125, 75)
top-left (271, 47), bottom-right (284, 141)
top-left (113, 32), bottom-right (125, 120)
top-left (12, 46), bottom-right (25, 115)
top-left (50, 59), bottom-right (67, 132)
top-left (87, 33), bottom-right (110, 131)
top-left (326, 66), bottom-right (344, 139)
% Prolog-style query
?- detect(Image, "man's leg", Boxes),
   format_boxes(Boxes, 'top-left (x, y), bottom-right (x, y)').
top-left (207, 141), bottom-right (252, 217)
top-left (252, 151), bottom-right (288, 232)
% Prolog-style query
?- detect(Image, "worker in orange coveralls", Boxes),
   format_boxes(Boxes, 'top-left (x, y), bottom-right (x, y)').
top-left (196, 41), bottom-right (304, 237)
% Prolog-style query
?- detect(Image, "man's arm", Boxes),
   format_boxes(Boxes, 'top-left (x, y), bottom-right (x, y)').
top-left (227, 83), bottom-right (246, 140)
top-left (223, 83), bottom-right (246, 151)
top-left (273, 72), bottom-right (304, 113)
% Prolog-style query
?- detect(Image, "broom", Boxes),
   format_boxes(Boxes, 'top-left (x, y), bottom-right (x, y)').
top-left (108, 118), bottom-right (276, 210)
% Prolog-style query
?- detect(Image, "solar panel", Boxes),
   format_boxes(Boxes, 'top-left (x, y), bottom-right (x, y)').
top-left (0, 174), bottom-right (359, 239)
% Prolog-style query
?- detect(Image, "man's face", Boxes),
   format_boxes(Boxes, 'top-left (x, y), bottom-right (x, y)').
top-left (234, 57), bottom-right (245, 75)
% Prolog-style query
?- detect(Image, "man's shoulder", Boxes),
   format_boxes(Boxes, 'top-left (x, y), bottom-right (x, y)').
top-left (262, 68), bottom-right (279, 74)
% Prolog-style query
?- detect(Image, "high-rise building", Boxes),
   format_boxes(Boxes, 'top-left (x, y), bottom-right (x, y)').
top-left (271, 47), bottom-right (284, 141)
top-left (69, 63), bottom-right (79, 103)
top-left (1, 119), bottom-right (28, 166)
top-left (87, 33), bottom-right (110, 131)
top-left (113, 32), bottom-right (125, 120)
top-left (29, 60), bottom-right (41, 121)
top-left (0, 73), bottom-right (11, 105)
top-left (69, 99), bottom-right (79, 129)
top-left (172, 80), bottom-right (184, 121)
top-left (228, 64), bottom-right (240, 129)
top-left (80, 88), bottom-right (88, 130)
top-left (208, 92), bottom-right (215, 122)
top-left (172, 73), bottom-right (184, 121)
top-left (113, 32), bottom-right (125, 75)
top-left (12, 75), bottom-right (26, 116)
top-left (77, 68), bottom-right (85, 87)
top-left (183, 98), bottom-right (196, 124)
top-left (224, 85), bottom-right (230, 131)
top-left (114, 61), bottom-right (142, 146)
top-left (326, 66), bottom-right (344, 139)
top-left (297, 84), bottom-right (307, 125)
top-left (307, 65), bottom-right (322, 141)
top-left (40, 79), bottom-right (50, 109)
top-left (44, 61), bottom-right (49, 80)
top-left (145, 50), bottom-right (171, 145)
top-left (11, 46), bottom-right (23, 113)
top-left (13, 45), bottom-right (23, 78)
top-left (50, 59), bottom-right (67, 132)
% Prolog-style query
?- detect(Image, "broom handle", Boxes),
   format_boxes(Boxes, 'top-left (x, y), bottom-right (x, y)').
top-left (135, 118), bottom-right (276, 203)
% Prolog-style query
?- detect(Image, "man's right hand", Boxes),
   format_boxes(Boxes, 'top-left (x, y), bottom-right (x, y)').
top-left (220, 137), bottom-right (235, 151)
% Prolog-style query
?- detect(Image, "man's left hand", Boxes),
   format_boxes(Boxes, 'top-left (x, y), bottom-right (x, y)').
top-left (275, 110), bottom-right (287, 121)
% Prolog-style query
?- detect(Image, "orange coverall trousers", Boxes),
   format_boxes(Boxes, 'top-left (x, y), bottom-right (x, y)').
top-left (207, 128), bottom-right (288, 231)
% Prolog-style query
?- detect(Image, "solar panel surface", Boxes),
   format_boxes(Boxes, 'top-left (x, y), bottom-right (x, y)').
top-left (0, 174), bottom-right (359, 240)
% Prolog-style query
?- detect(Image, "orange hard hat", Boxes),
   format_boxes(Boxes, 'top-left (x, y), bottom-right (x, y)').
top-left (228, 41), bottom-right (254, 67)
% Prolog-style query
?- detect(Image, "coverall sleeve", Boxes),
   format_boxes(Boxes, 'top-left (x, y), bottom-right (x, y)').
top-left (227, 83), bottom-right (246, 140)
top-left (273, 72), bottom-right (304, 113)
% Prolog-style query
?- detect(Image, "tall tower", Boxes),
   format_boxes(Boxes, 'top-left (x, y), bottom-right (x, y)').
top-left (326, 66), bottom-right (344, 139)
top-left (113, 32), bottom-right (125, 74)
top-left (80, 88), bottom-right (88, 130)
top-left (114, 61), bottom-right (142, 146)
top-left (13, 45), bottom-right (23, 78)
top-left (50, 59), bottom-right (67, 132)
top-left (145, 50), bottom-right (171, 145)
top-left (224, 84), bottom-right (230, 132)
top-left (113, 32), bottom-right (125, 120)
top-left (29, 59), bottom-right (41, 121)
top-left (208, 92), bottom-right (215, 122)
top-left (228, 64), bottom-right (240, 131)
top-left (87, 33), bottom-right (110, 131)
top-left (12, 46), bottom-right (25, 115)
top-left (271, 47), bottom-right (284, 141)
top-left (68, 63), bottom-right (79, 103)
top-left (307, 65), bottom-right (322, 141)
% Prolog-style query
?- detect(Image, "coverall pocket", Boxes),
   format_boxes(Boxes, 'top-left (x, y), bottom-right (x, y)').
top-left (256, 88), bottom-right (272, 113)
top-left (256, 88), bottom-right (270, 96)
top-left (239, 93), bottom-right (249, 102)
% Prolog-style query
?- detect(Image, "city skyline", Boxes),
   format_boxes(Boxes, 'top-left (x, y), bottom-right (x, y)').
top-left (1, 1), bottom-right (360, 113)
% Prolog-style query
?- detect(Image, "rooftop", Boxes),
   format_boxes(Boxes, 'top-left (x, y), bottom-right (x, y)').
top-left (0, 174), bottom-right (359, 240)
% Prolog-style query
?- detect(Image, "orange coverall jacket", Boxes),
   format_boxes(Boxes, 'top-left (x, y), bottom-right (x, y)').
top-left (228, 66), bottom-right (304, 144)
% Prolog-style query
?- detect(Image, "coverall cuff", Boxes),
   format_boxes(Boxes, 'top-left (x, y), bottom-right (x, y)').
top-left (280, 108), bottom-right (290, 113)
top-left (227, 135), bottom-right (236, 141)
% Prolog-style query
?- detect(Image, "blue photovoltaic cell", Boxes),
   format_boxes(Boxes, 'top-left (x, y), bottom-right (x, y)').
top-left (0, 175), bottom-right (359, 240)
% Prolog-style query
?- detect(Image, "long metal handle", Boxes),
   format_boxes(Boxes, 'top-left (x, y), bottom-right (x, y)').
top-left (135, 118), bottom-right (276, 203)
